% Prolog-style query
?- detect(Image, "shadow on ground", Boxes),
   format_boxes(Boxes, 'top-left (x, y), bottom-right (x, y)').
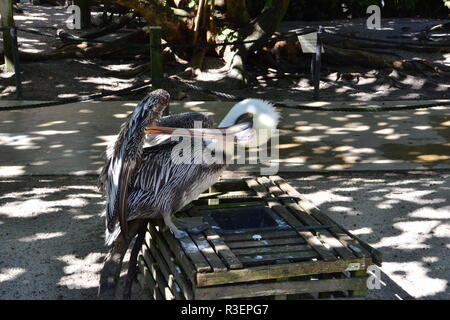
top-left (287, 170), bottom-right (450, 299)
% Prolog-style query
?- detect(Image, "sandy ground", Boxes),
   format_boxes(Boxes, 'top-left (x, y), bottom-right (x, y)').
top-left (0, 175), bottom-right (144, 299)
top-left (1, 171), bottom-right (449, 299)
top-left (0, 5), bottom-right (450, 101)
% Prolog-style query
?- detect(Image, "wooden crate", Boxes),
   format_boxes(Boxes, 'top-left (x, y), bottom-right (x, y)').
top-left (137, 176), bottom-right (382, 300)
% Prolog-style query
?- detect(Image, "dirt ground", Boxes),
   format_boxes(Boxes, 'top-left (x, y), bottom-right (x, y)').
top-left (1, 4), bottom-right (450, 102)
top-left (1, 171), bottom-right (449, 299)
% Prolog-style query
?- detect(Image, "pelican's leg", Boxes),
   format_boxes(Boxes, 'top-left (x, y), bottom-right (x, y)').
top-left (123, 220), bottom-right (147, 300)
top-left (162, 213), bottom-right (188, 239)
top-left (98, 220), bottom-right (141, 300)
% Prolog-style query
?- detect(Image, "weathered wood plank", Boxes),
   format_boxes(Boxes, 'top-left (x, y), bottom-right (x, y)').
top-left (350, 270), bottom-right (368, 297)
top-left (138, 255), bottom-right (163, 300)
top-left (141, 243), bottom-right (180, 300)
top-left (233, 244), bottom-right (311, 256)
top-left (270, 176), bottom-right (375, 260)
top-left (227, 237), bottom-right (305, 249)
top-left (147, 261), bottom-right (175, 300)
top-left (196, 190), bottom-right (256, 200)
top-left (195, 276), bottom-right (368, 300)
top-left (148, 222), bottom-right (198, 284)
top-left (186, 208), bottom-right (243, 270)
top-left (144, 238), bottom-right (186, 300)
top-left (239, 250), bottom-right (318, 265)
top-left (195, 201), bottom-right (264, 210)
top-left (258, 176), bottom-right (355, 260)
top-left (145, 226), bottom-right (194, 299)
top-left (152, 220), bottom-right (212, 273)
top-left (245, 177), bottom-right (337, 261)
top-left (196, 256), bottom-right (370, 287)
top-left (180, 216), bottom-right (228, 272)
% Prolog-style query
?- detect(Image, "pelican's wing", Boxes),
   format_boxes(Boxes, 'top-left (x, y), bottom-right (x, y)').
top-left (128, 142), bottom-right (220, 215)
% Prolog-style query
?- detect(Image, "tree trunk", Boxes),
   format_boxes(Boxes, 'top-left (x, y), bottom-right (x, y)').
top-left (226, 0), bottom-right (250, 25)
top-left (104, 0), bottom-right (192, 42)
top-left (220, 0), bottom-right (290, 88)
top-left (0, 0), bottom-right (14, 72)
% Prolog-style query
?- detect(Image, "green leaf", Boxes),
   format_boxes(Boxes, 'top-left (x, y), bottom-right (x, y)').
top-left (265, 0), bottom-right (274, 8)
top-left (188, 0), bottom-right (196, 8)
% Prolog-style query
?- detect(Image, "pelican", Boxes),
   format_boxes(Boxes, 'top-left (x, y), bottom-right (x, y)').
top-left (98, 89), bottom-right (279, 299)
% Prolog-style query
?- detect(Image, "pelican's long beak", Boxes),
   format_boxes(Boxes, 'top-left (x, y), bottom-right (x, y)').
top-left (145, 122), bottom-right (253, 142)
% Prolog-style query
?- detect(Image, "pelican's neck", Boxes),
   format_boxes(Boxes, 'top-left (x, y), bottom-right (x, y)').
top-left (218, 100), bottom-right (253, 128)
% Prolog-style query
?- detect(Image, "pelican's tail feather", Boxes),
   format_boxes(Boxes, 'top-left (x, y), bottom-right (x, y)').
top-left (105, 222), bottom-right (121, 246)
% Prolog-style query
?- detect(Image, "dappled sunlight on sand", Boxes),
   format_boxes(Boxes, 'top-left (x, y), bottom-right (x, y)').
top-left (382, 261), bottom-right (448, 298)
top-left (0, 268), bottom-right (26, 283)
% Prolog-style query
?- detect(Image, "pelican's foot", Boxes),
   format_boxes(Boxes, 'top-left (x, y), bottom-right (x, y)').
top-left (173, 229), bottom-right (188, 239)
top-left (173, 216), bottom-right (209, 235)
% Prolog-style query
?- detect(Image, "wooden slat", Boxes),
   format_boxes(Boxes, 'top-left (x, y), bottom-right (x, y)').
top-left (196, 190), bottom-right (256, 200)
top-left (141, 244), bottom-right (178, 300)
top-left (187, 208), bottom-right (243, 270)
top-left (227, 237), bottom-right (305, 249)
top-left (223, 230), bottom-right (299, 242)
top-left (177, 212), bottom-right (227, 272)
top-left (350, 270), bottom-right (368, 297)
top-left (138, 255), bottom-right (164, 300)
top-left (144, 237), bottom-right (185, 300)
top-left (233, 244), bottom-right (311, 256)
top-left (147, 261), bottom-right (175, 300)
top-left (258, 177), bottom-right (355, 260)
top-left (239, 250), bottom-right (318, 265)
top-left (195, 201), bottom-right (264, 210)
top-left (148, 222), bottom-right (197, 284)
top-left (145, 226), bottom-right (194, 299)
top-left (152, 220), bottom-right (212, 273)
top-left (196, 256), bottom-right (371, 287)
top-left (245, 177), bottom-right (337, 261)
top-left (270, 176), bottom-right (374, 260)
top-left (195, 276), bottom-right (368, 300)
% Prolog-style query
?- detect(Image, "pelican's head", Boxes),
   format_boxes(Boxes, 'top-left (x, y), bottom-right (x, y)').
top-left (219, 99), bottom-right (280, 147)
top-left (135, 89), bottom-right (170, 115)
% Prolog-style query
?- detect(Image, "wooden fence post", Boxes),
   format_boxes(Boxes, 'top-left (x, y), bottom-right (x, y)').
top-left (313, 26), bottom-right (323, 101)
top-left (0, 0), bottom-right (14, 72)
top-left (149, 26), bottom-right (168, 115)
top-left (74, 0), bottom-right (91, 30)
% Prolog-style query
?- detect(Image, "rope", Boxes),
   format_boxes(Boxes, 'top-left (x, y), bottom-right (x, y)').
top-left (273, 101), bottom-right (450, 112)
top-left (0, 82), bottom-right (152, 111)
top-left (15, 25), bottom-right (317, 49)
top-left (167, 77), bottom-right (450, 112)
top-left (323, 29), bottom-right (450, 48)
top-left (11, 24), bottom-right (450, 49)
top-left (16, 27), bottom-right (58, 39)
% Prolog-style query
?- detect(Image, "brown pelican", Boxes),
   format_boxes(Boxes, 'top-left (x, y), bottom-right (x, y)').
top-left (98, 89), bottom-right (279, 298)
